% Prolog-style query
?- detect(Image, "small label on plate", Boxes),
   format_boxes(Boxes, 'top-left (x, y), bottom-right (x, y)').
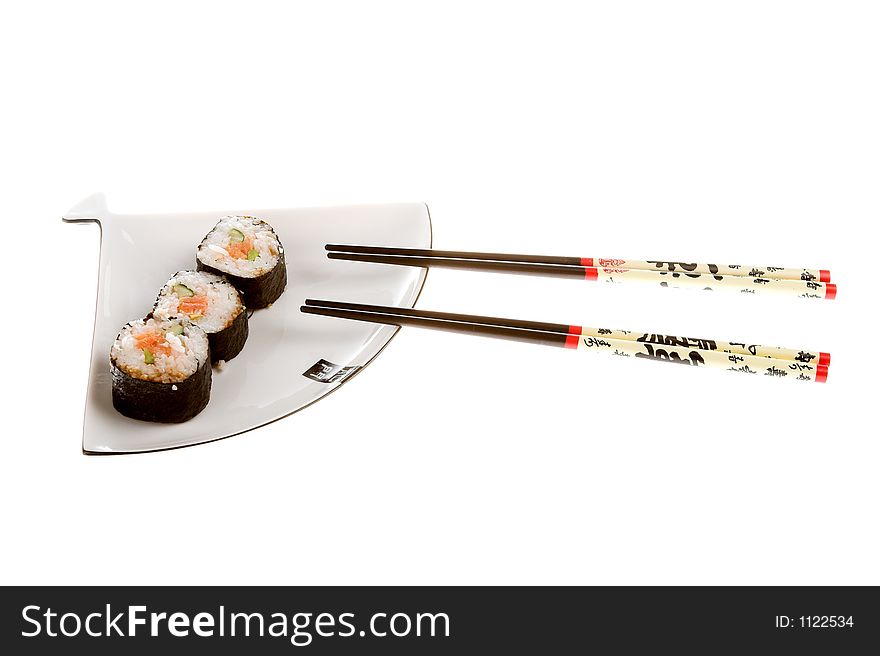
top-left (303, 359), bottom-right (361, 384)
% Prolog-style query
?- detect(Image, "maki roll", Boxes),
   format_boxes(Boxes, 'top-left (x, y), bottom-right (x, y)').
top-left (110, 317), bottom-right (212, 423)
top-left (196, 215), bottom-right (287, 308)
top-left (153, 270), bottom-right (249, 363)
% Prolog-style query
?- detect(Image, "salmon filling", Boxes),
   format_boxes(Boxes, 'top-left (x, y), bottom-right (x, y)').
top-left (134, 331), bottom-right (172, 357)
top-left (178, 295), bottom-right (209, 319)
top-left (227, 236), bottom-right (255, 260)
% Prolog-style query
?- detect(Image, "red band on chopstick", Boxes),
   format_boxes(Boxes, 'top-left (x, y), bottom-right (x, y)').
top-left (819, 352), bottom-right (831, 367)
top-left (564, 325), bottom-right (582, 349)
top-left (584, 267), bottom-right (599, 281)
top-left (815, 365), bottom-right (829, 383)
top-left (820, 270), bottom-right (831, 283)
top-left (824, 283), bottom-right (837, 300)
top-left (580, 257), bottom-right (593, 267)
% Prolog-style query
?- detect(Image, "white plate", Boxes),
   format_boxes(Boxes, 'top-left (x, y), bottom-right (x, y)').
top-left (64, 194), bottom-right (431, 454)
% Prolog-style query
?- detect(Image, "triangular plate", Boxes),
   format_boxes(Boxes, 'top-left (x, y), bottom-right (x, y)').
top-left (65, 195), bottom-right (431, 454)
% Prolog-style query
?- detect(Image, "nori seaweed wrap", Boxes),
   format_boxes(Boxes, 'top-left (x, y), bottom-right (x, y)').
top-left (196, 215), bottom-right (287, 309)
top-left (153, 270), bottom-right (249, 363)
top-left (110, 317), bottom-right (212, 423)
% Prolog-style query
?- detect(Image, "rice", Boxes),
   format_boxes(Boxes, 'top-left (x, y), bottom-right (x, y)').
top-left (196, 215), bottom-right (282, 278)
top-left (110, 317), bottom-right (209, 384)
top-left (153, 270), bottom-right (244, 333)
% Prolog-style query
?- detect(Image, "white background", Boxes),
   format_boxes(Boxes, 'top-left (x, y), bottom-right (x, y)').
top-left (2, 1), bottom-right (878, 585)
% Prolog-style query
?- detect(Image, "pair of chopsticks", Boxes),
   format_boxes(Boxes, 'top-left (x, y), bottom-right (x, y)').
top-left (308, 245), bottom-right (833, 383)
top-left (326, 244), bottom-right (836, 300)
top-left (301, 299), bottom-right (830, 384)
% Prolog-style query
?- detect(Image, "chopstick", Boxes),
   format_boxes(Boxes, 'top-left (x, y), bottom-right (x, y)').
top-left (326, 244), bottom-right (831, 283)
top-left (301, 300), bottom-right (829, 383)
top-left (304, 299), bottom-right (830, 366)
top-left (325, 246), bottom-right (836, 300)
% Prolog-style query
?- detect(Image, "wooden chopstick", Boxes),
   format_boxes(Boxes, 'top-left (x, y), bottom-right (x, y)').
top-left (301, 300), bottom-right (829, 383)
top-left (325, 244), bottom-right (831, 283)
top-left (304, 299), bottom-right (829, 366)
top-left (326, 250), bottom-right (836, 300)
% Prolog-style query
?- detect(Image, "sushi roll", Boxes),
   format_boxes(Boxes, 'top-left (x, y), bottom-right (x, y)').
top-left (110, 317), bottom-right (212, 423)
top-left (153, 270), bottom-right (249, 363)
top-left (196, 215), bottom-right (287, 309)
